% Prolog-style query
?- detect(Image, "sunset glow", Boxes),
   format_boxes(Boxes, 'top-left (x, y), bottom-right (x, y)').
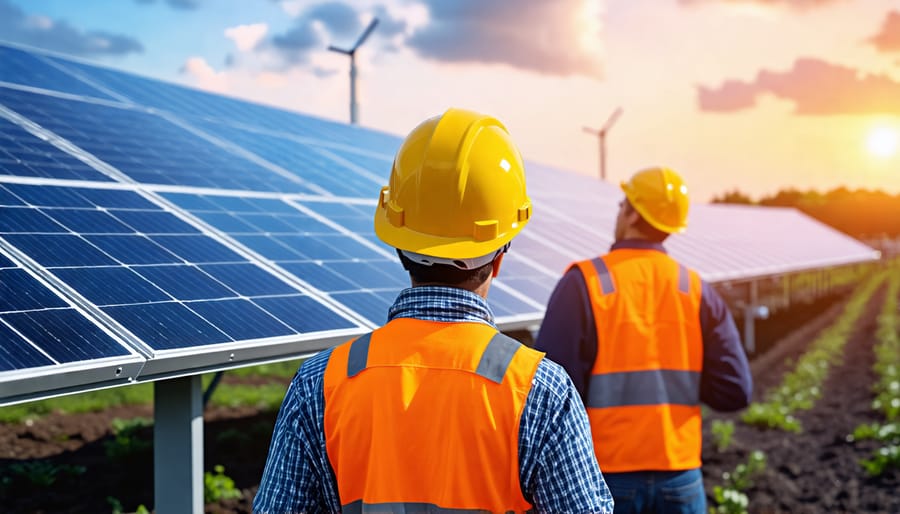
top-left (866, 126), bottom-right (899, 158)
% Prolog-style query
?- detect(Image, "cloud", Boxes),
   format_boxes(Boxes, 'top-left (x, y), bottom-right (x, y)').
top-left (407, 0), bottom-right (604, 77)
top-left (869, 10), bottom-right (900, 53)
top-left (180, 56), bottom-right (228, 92)
top-left (225, 23), bottom-right (268, 52)
top-left (134, 0), bottom-right (201, 9)
top-left (698, 58), bottom-right (900, 115)
top-left (261, 1), bottom-right (405, 69)
top-left (678, 0), bottom-right (840, 9)
top-left (0, 0), bottom-right (143, 56)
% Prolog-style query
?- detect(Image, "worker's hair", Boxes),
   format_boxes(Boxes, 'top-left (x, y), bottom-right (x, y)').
top-left (397, 250), bottom-right (494, 289)
top-left (624, 201), bottom-right (669, 243)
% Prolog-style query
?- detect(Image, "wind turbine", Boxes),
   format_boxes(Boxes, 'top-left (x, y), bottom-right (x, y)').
top-left (328, 17), bottom-right (379, 125)
top-left (583, 107), bottom-right (623, 181)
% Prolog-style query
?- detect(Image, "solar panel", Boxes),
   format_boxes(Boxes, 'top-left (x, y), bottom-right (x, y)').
top-left (0, 44), bottom-right (116, 100)
top-left (0, 246), bottom-right (144, 401)
top-left (0, 41), bottom-right (880, 405)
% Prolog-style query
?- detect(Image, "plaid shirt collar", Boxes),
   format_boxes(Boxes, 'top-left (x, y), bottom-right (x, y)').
top-left (387, 286), bottom-right (496, 327)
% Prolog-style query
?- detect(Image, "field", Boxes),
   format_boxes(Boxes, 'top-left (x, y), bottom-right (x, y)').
top-left (1, 271), bottom-right (898, 514)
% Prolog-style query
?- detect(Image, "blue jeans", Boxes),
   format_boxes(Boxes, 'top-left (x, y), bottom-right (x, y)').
top-left (602, 468), bottom-right (706, 514)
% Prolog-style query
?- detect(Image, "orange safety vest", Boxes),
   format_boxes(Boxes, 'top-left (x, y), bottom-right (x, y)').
top-left (572, 248), bottom-right (704, 472)
top-left (323, 317), bottom-right (544, 513)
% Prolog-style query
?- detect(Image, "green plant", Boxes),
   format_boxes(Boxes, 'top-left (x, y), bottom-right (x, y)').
top-left (4, 461), bottom-right (85, 487)
top-left (725, 450), bottom-right (767, 491)
top-left (742, 273), bottom-right (884, 432)
top-left (204, 464), bottom-right (242, 503)
top-left (710, 451), bottom-right (767, 514)
top-left (104, 417), bottom-right (153, 459)
top-left (711, 420), bottom-right (735, 452)
top-left (710, 486), bottom-right (749, 514)
top-left (859, 445), bottom-right (900, 477)
top-left (107, 496), bottom-right (124, 514)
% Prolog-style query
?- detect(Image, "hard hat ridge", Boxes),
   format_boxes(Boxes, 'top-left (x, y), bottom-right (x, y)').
top-left (620, 166), bottom-right (690, 234)
top-left (374, 108), bottom-right (532, 261)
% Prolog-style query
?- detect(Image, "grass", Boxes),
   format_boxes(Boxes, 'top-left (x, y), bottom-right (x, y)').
top-left (0, 359), bottom-right (304, 424)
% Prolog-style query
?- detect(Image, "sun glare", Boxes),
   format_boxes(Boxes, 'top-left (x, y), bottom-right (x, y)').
top-left (866, 127), bottom-right (899, 158)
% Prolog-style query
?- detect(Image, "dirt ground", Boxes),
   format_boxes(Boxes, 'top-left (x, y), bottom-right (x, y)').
top-left (0, 287), bottom-right (898, 513)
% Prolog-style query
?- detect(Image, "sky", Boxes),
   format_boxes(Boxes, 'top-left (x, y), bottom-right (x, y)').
top-left (2, 0), bottom-right (900, 202)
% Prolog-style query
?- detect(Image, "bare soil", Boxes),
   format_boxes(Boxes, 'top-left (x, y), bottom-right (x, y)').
top-left (1, 288), bottom-right (897, 514)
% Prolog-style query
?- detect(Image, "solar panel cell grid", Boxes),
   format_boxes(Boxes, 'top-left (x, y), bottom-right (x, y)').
top-left (1, 184), bottom-right (361, 353)
top-left (0, 118), bottom-right (113, 182)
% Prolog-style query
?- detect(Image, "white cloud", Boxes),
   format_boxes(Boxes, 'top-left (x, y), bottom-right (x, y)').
top-left (279, 0), bottom-right (305, 18)
top-left (225, 23), bottom-right (268, 52)
top-left (181, 56), bottom-right (229, 93)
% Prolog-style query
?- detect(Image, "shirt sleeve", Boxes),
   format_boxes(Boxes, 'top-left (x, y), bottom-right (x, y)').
top-left (698, 281), bottom-right (754, 411)
top-left (533, 267), bottom-right (597, 401)
top-left (518, 360), bottom-right (614, 513)
top-left (253, 350), bottom-right (340, 514)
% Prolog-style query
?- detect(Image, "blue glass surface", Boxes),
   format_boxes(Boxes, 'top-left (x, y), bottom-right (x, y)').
top-left (4, 309), bottom-right (130, 363)
top-left (486, 287), bottom-right (541, 319)
top-left (102, 302), bottom-right (231, 349)
top-left (133, 265), bottom-right (234, 301)
top-left (0, 117), bottom-right (112, 181)
top-left (186, 299), bottom-right (295, 340)
top-left (0, 87), bottom-right (316, 193)
top-left (165, 193), bottom-right (406, 321)
top-left (49, 209), bottom-right (135, 234)
top-left (52, 267), bottom-right (170, 305)
top-left (193, 122), bottom-right (384, 196)
top-left (252, 296), bottom-right (356, 333)
top-left (0, 208), bottom-right (67, 233)
top-left (0, 323), bottom-right (55, 371)
top-left (4, 185), bottom-right (362, 352)
top-left (0, 45), bottom-right (114, 99)
top-left (149, 235), bottom-right (244, 263)
top-left (3, 234), bottom-right (117, 267)
top-left (0, 269), bottom-right (68, 311)
top-left (331, 291), bottom-right (394, 326)
top-left (84, 235), bottom-right (182, 265)
top-left (199, 263), bottom-right (298, 296)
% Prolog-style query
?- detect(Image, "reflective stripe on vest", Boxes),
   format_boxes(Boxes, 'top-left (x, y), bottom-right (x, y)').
top-left (342, 499), bottom-right (536, 513)
top-left (324, 318), bottom-right (543, 513)
top-left (347, 331), bottom-right (521, 384)
top-left (572, 249), bottom-right (704, 472)
top-left (585, 369), bottom-right (700, 408)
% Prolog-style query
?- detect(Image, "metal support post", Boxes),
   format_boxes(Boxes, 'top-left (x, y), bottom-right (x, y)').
top-left (154, 376), bottom-right (204, 514)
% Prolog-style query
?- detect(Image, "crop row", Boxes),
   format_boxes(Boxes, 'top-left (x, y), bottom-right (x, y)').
top-left (850, 265), bottom-right (900, 476)
top-left (741, 270), bottom-right (887, 432)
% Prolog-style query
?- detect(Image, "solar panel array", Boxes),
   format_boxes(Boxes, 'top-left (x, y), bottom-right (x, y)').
top-left (0, 41), bottom-right (879, 404)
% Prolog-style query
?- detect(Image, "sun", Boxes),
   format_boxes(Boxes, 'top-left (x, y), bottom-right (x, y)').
top-left (866, 126), bottom-right (899, 158)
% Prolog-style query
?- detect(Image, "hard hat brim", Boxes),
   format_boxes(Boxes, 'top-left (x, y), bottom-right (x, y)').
top-left (374, 212), bottom-right (524, 260)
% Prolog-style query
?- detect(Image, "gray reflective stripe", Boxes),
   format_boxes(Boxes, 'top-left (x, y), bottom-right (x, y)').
top-left (474, 332), bottom-right (521, 384)
top-left (343, 500), bottom-right (532, 513)
top-left (589, 257), bottom-right (615, 294)
top-left (347, 332), bottom-right (373, 377)
top-left (586, 369), bottom-right (700, 408)
top-left (678, 264), bottom-right (690, 294)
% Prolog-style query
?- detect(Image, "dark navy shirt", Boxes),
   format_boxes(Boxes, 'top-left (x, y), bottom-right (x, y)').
top-left (534, 239), bottom-right (752, 412)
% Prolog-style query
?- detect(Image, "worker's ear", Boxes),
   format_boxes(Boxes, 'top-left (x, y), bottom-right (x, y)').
top-left (491, 253), bottom-right (504, 278)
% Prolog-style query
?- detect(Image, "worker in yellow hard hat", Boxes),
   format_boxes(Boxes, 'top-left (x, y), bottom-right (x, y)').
top-left (254, 108), bottom-right (614, 514)
top-left (535, 167), bottom-right (753, 514)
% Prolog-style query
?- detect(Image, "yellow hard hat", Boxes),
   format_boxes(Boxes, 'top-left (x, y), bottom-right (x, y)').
top-left (374, 108), bottom-right (532, 260)
top-left (620, 167), bottom-right (690, 234)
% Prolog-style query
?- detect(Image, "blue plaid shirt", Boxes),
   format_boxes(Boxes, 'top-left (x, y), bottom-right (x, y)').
top-left (253, 286), bottom-right (613, 514)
